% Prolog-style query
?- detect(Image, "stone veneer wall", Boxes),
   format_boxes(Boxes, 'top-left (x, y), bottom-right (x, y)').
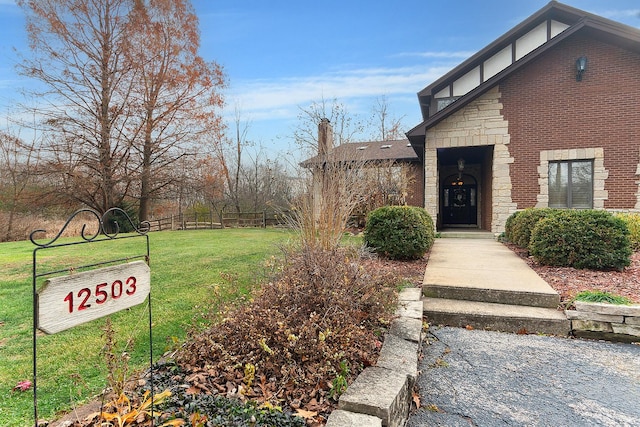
top-left (424, 86), bottom-right (517, 234)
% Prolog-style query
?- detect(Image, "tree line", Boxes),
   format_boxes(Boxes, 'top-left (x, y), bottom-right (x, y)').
top-left (0, 0), bottom-right (413, 242)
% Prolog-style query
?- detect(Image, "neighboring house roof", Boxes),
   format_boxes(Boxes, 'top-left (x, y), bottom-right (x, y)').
top-left (301, 139), bottom-right (419, 167)
top-left (406, 0), bottom-right (640, 157)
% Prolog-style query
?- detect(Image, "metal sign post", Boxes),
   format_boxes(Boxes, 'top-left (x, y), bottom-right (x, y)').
top-left (30, 208), bottom-right (153, 427)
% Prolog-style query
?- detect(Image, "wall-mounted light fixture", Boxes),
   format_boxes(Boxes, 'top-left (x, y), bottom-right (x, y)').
top-left (457, 158), bottom-right (465, 181)
top-left (576, 56), bottom-right (588, 81)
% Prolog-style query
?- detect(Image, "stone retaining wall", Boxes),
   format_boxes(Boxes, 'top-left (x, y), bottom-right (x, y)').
top-left (325, 288), bottom-right (423, 427)
top-left (566, 301), bottom-right (640, 342)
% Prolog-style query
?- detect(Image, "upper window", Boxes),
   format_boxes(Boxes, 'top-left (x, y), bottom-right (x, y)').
top-left (548, 160), bottom-right (593, 208)
top-left (436, 97), bottom-right (460, 112)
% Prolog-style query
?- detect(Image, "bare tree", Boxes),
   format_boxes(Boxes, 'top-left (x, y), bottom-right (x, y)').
top-left (16, 0), bottom-right (226, 221)
top-left (371, 95), bottom-right (406, 141)
top-left (127, 0), bottom-right (225, 221)
top-left (293, 98), bottom-right (365, 157)
top-left (216, 105), bottom-right (251, 215)
top-left (0, 130), bottom-right (42, 240)
top-left (17, 0), bottom-right (137, 215)
top-left (239, 151), bottom-right (293, 212)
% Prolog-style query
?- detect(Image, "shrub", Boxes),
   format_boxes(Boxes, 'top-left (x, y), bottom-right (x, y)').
top-left (506, 208), bottom-right (558, 248)
top-left (615, 212), bottom-right (640, 251)
top-left (529, 210), bottom-right (631, 270)
top-left (363, 206), bottom-right (434, 260)
top-left (503, 210), bottom-right (520, 243)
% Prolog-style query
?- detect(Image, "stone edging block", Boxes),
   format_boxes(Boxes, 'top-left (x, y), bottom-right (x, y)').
top-left (338, 367), bottom-right (410, 427)
top-left (568, 301), bottom-right (640, 340)
top-left (575, 301), bottom-right (640, 317)
top-left (325, 287), bottom-right (423, 427)
top-left (376, 334), bottom-right (419, 384)
top-left (395, 300), bottom-right (423, 319)
top-left (390, 317), bottom-right (423, 343)
top-left (324, 409), bottom-right (382, 427)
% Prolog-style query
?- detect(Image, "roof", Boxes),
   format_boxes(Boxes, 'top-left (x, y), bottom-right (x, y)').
top-left (301, 139), bottom-right (419, 167)
top-left (406, 1), bottom-right (640, 156)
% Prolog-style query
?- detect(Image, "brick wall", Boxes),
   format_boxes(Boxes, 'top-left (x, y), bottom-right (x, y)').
top-left (500, 33), bottom-right (640, 209)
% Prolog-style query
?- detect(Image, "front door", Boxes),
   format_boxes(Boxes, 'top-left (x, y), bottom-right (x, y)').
top-left (443, 184), bottom-right (477, 226)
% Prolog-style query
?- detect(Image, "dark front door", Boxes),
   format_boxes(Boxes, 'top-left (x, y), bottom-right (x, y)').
top-left (443, 184), bottom-right (477, 226)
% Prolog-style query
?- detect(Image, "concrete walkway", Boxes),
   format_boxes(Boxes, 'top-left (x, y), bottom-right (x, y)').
top-left (422, 238), bottom-right (570, 335)
top-left (424, 238), bottom-right (557, 299)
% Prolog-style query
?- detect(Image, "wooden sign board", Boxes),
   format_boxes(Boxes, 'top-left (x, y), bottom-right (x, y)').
top-left (37, 261), bottom-right (150, 334)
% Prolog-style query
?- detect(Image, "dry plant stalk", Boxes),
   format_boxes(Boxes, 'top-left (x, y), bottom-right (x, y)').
top-left (292, 150), bottom-right (373, 251)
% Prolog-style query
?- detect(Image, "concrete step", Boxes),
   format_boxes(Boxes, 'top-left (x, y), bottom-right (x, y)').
top-left (423, 284), bottom-right (560, 308)
top-left (439, 230), bottom-right (495, 239)
top-left (423, 298), bottom-right (571, 336)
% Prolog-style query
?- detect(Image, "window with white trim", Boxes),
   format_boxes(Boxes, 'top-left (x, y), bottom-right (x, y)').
top-left (548, 160), bottom-right (593, 208)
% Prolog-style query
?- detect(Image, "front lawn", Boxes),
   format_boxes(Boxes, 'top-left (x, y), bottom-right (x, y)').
top-left (0, 228), bottom-right (292, 427)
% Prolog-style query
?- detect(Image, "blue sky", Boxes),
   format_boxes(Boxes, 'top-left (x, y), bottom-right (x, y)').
top-left (1, 0), bottom-right (640, 157)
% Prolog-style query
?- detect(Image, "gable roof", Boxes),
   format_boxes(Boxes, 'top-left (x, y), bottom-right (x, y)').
top-left (301, 139), bottom-right (419, 167)
top-left (406, 1), bottom-right (640, 157)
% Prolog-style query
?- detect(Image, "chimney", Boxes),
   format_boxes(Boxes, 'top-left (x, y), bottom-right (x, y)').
top-left (318, 118), bottom-right (333, 156)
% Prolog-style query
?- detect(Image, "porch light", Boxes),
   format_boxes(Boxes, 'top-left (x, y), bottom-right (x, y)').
top-left (457, 158), bottom-right (465, 181)
top-left (576, 56), bottom-right (587, 81)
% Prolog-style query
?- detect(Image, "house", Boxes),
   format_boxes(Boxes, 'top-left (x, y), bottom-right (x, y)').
top-left (407, 1), bottom-right (640, 234)
top-left (302, 119), bottom-right (424, 209)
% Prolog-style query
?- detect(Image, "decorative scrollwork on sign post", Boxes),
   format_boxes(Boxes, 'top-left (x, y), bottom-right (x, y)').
top-left (30, 208), bottom-right (154, 427)
top-left (30, 207), bottom-right (151, 248)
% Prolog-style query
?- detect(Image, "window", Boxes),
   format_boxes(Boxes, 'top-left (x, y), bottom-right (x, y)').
top-left (548, 160), bottom-right (593, 208)
top-left (436, 96), bottom-right (460, 112)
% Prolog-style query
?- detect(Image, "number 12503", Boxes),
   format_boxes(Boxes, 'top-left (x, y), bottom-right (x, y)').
top-left (63, 277), bottom-right (137, 313)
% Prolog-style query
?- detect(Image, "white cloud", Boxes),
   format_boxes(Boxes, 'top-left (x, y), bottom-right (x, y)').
top-left (392, 51), bottom-right (476, 59)
top-left (224, 64), bottom-right (453, 122)
top-left (590, 8), bottom-right (640, 26)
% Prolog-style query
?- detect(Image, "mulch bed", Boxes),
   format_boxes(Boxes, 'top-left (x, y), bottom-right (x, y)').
top-left (504, 243), bottom-right (640, 305)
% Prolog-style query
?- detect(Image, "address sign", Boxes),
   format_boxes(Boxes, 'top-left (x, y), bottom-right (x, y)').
top-left (37, 260), bottom-right (150, 334)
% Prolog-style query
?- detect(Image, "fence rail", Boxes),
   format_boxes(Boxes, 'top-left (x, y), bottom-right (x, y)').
top-left (146, 210), bottom-right (291, 232)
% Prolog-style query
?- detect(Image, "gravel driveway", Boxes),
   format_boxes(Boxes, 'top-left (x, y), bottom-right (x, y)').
top-left (407, 326), bottom-right (640, 427)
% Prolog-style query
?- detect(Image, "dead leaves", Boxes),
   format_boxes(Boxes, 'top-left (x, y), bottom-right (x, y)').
top-left (12, 380), bottom-right (32, 392)
top-left (294, 408), bottom-right (318, 420)
top-left (412, 389), bottom-right (421, 409)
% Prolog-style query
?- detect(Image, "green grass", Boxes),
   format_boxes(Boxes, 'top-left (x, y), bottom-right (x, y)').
top-left (574, 290), bottom-right (633, 305)
top-left (0, 228), bottom-right (292, 427)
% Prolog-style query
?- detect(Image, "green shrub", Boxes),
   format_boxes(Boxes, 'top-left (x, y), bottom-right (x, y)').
top-left (529, 210), bottom-right (631, 270)
top-left (615, 212), bottom-right (640, 251)
top-left (504, 210), bottom-right (520, 242)
top-left (506, 208), bottom-right (558, 248)
top-left (574, 290), bottom-right (633, 305)
top-left (364, 206), bottom-right (434, 260)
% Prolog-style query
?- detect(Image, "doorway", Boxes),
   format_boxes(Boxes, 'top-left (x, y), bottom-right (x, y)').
top-left (442, 174), bottom-right (477, 227)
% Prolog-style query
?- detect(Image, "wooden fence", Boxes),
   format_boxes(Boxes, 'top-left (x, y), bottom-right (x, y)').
top-left (146, 210), bottom-right (291, 232)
